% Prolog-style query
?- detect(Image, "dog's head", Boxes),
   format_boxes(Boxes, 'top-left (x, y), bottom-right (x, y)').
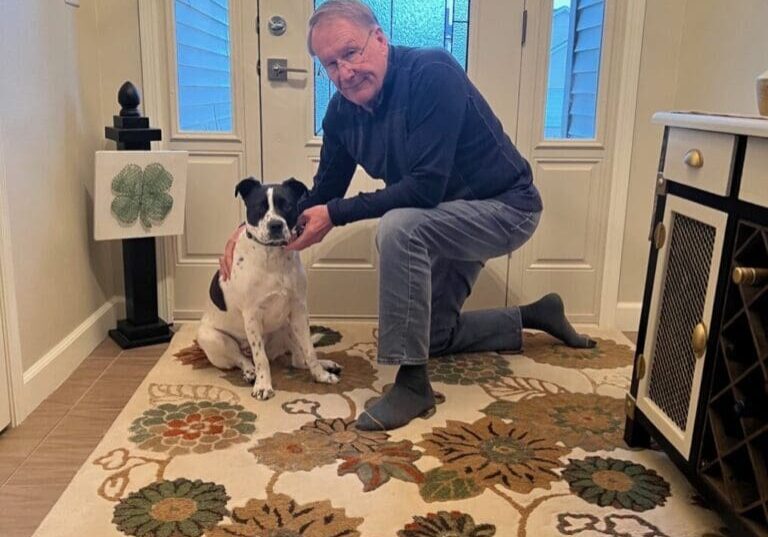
top-left (235, 177), bottom-right (309, 247)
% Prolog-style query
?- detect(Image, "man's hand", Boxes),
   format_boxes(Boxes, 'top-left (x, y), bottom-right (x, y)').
top-left (219, 224), bottom-right (245, 281)
top-left (286, 205), bottom-right (333, 251)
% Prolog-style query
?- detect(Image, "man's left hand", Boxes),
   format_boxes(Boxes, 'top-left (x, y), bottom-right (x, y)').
top-left (286, 205), bottom-right (334, 251)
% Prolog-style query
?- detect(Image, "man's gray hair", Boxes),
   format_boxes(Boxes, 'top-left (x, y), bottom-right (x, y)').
top-left (307, 0), bottom-right (380, 56)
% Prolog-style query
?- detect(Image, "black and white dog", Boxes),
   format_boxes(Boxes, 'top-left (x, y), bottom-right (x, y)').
top-left (197, 177), bottom-right (341, 400)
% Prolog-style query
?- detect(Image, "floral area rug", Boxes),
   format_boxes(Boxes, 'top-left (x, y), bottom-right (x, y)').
top-left (32, 322), bottom-right (729, 537)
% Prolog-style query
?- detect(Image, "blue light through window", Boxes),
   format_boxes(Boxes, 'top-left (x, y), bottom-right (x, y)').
top-left (544, 0), bottom-right (604, 139)
top-left (314, 0), bottom-right (471, 135)
top-left (174, 0), bottom-right (233, 132)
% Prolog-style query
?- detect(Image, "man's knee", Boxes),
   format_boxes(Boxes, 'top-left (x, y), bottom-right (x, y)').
top-left (376, 207), bottom-right (427, 253)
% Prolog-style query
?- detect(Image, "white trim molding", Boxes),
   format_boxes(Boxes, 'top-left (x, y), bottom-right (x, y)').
top-left (615, 301), bottom-right (642, 332)
top-left (599, 0), bottom-right (647, 329)
top-left (18, 297), bottom-right (123, 421)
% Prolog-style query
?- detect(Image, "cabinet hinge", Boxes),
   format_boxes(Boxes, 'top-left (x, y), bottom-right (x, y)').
top-left (625, 393), bottom-right (637, 419)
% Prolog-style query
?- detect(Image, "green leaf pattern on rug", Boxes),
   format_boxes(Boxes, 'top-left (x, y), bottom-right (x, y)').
top-left (111, 162), bottom-right (173, 228)
top-left (419, 468), bottom-right (483, 503)
top-left (337, 440), bottom-right (424, 492)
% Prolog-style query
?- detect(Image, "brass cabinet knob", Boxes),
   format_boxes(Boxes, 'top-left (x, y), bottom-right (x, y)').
top-left (684, 149), bottom-right (704, 168)
top-left (732, 267), bottom-right (768, 286)
top-left (692, 322), bottom-right (708, 359)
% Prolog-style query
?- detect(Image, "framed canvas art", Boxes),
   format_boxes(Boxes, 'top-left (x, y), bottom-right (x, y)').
top-left (94, 150), bottom-right (188, 241)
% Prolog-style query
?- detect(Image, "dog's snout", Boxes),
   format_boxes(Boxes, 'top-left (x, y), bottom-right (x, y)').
top-left (268, 220), bottom-right (284, 235)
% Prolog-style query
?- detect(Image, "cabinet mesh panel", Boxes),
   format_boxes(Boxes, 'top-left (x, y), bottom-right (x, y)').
top-left (648, 213), bottom-right (716, 431)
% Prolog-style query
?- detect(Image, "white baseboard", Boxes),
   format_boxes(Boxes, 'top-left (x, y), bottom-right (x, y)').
top-left (615, 301), bottom-right (642, 332)
top-left (19, 297), bottom-right (123, 421)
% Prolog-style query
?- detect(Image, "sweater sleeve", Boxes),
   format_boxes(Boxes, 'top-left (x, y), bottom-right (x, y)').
top-left (326, 61), bottom-right (468, 226)
top-left (297, 114), bottom-right (357, 216)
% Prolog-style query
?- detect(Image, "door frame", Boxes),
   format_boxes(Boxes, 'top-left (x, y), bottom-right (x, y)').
top-left (138, 0), bottom-right (647, 329)
top-left (0, 121), bottom-right (23, 427)
top-left (598, 0), bottom-right (647, 329)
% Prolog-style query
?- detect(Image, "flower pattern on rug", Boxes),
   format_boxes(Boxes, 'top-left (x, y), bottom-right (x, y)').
top-left (419, 417), bottom-right (569, 494)
top-left (300, 417), bottom-right (389, 454)
top-left (207, 493), bottom-right (363, 537)
top-left (481, 393), bottom-right (626, 450)
top-left (249, 430), bottom-right (339, 472)
top-left (397, 511), bottom-right (496, 537)
top-left (112, 478), bottom-right (228, 537)
top-left (128, 401), bottom-right (256, 456)
top-left (523, 333), bottom-right (634, 369)
top-left (428, 353), bottom-right (513, 385)
top-left (562, 457), bottom-right (671, 511)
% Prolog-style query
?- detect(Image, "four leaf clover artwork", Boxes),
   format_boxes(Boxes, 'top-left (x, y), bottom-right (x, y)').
top-left (111, 162), bottom-right (174, 229)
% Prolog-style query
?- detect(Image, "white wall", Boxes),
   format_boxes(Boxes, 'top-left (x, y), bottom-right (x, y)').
top-left (617, 0), bottom-right (768, 325)
top-left (0, 0), bottom-right (142, 420)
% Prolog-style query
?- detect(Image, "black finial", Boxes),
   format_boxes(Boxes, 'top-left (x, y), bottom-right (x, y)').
top-left (118, 81), bottom-right (141, 117)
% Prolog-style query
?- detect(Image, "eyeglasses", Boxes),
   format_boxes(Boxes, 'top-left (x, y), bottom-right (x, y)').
top-left (320, 30), bottom-right (374, 78)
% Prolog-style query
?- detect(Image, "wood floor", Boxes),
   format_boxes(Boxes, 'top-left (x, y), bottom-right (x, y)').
top-left (0, 330), bottom-right (639, 537)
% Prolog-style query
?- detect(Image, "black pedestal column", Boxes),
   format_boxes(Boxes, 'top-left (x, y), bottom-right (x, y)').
top-left (105, 81), bottom-right (172, 348)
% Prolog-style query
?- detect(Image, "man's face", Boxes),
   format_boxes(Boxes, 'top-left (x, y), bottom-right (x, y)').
top-left (311, 17), bottom-right (388, 109)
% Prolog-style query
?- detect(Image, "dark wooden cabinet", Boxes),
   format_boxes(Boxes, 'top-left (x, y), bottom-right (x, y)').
top-left (625, 112), bottom-right (768, 537)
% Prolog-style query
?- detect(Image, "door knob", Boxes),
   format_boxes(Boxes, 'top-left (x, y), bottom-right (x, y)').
top-left (267, 58), bottom-right (308, 81)
top-left (268, 16), bottom-right (287, 36)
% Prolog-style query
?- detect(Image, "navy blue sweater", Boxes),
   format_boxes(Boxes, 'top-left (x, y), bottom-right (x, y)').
top-left (299, 45), bottom-right (542, 225)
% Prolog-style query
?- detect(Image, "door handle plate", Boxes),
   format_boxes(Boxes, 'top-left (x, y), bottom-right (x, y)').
top-left (267, 58), bottom-right (308, 81)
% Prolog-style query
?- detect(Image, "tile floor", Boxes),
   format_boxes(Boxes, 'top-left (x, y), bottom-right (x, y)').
top-left (0, 330), bottom-right (639, 537)
top-left (0, 338), bottom-right (168, 537)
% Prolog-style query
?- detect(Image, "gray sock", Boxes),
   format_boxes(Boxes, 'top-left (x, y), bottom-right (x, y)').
top-left (520, 293), bottom-right (597, 348)
top-left (355, 364), bottom-right (436, 431)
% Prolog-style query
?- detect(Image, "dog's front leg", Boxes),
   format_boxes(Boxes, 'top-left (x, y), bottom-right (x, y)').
top-left (287, 301), bottom-right (340, 384)
top-left (244, 312), bottom-right (274, 400)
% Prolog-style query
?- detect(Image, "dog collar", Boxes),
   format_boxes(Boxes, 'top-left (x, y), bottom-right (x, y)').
top-left (245, 230), bottom-right (286, 248)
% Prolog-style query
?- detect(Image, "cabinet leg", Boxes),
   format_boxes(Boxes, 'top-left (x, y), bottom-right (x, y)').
top-left (624, 416), bottom-right (652, 448)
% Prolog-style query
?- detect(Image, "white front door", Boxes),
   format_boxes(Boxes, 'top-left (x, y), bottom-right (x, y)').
top-left (512, 0), bottom-right (620, 323)
top-left (257, 0), bottom-right (525, 319)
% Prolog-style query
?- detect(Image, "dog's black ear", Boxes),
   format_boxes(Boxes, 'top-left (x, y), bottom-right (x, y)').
top-left (235, 177), bottom-right (261, 199)
top-left (282, 177), bottom-right (309, 200)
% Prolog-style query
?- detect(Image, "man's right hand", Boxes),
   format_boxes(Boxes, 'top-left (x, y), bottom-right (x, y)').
top-left (219, 224), bottom-right (245, 281)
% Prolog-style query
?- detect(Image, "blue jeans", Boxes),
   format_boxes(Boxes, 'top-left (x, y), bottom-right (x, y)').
top-left (376, 198), bottom-right (541, 365)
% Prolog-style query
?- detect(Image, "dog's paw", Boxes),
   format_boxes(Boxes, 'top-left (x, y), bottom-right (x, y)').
top-left (252, 386), bottom-right (275, 400)
top-left (241, 366), bottom-right (256, 384)
top-left (314, 370), bottom-right (340, 384)
top-left (318, 359), bottom-right (342, 375)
